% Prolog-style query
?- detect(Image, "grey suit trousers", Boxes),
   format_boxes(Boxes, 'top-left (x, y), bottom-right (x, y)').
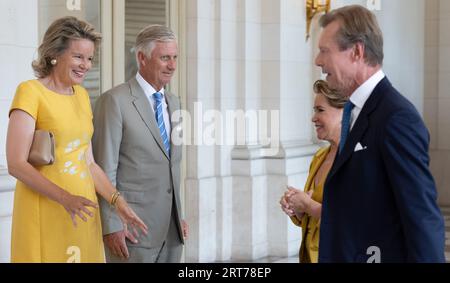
top-left (106, 197), bottom-right (182, 263)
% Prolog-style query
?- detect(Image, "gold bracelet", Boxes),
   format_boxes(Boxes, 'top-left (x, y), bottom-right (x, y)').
top-left (112, 192), bottom-right (120, 207)
top-left (110, 191), bottom-right (121, 208)
top-left (109, 191), bottom-right (117, 205)
top-left (111, 193), bottom-right (120, 208)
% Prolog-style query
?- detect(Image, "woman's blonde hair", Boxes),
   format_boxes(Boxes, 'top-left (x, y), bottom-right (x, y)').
top-left (32, 16), bottom-right (102, 78)
top-left (313, 80), bottom-right (347, 109)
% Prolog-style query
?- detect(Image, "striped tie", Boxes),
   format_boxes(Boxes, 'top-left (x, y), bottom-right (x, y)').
top-left (153, 92), bottom-right (170, 156)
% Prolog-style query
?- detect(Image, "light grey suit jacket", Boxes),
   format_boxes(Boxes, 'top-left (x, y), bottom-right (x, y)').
top-left (92, 77), bottom-right (183, 250)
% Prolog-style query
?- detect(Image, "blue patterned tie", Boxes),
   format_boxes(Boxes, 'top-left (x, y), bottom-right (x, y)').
top-left (153, 92), bottom-right (170, 156)
top-left (339, 100), bottom-right (355, 154)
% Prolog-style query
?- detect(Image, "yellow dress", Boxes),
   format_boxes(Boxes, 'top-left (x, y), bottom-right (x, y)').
top-left (290, 146), bottom-right (330, 263)
top-left (9, 80), bottom-right (105, 263)
top-left (301, 175), bottom-right (324, 263)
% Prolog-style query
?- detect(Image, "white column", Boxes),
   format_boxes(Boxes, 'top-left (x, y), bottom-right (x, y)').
top-left (228, 0), bottom-right (323, 260)
top-left (415, 0), bottom-right (450, 205)
top-left (185, 0), bottom-right (320, 262)
top-left (0, 0), bottom-right (38, 262)
top-left (0, 0), bottom-right (38, 165)
top-left (185, 0), bottom-right (219, 262)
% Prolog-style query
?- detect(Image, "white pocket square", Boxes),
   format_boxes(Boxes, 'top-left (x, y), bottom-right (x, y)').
top-left (354, 142), bottom-right (367, 152)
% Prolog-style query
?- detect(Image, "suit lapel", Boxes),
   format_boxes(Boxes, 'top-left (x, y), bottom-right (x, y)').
top-left (327, 77), bottom-right (391, 180)
top-left (327, 115), bottom-right (369, 180)
top-left (129, 78), bottom-right (170, 160)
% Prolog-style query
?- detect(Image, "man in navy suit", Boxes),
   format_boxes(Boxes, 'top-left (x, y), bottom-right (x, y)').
top-left (315, 5), bottom-right (445, 262)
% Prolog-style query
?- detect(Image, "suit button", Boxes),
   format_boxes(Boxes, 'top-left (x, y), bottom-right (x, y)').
top-left (167, 188), bottom-right (172, 194)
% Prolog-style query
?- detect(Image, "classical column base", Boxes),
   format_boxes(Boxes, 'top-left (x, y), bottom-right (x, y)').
top-left (229, 142), bottom-right (320, 261)
top-left (184, 142), bottom-right (322, 262)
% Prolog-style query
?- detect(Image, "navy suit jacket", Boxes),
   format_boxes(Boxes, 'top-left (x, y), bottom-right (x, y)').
top-left (319, 77), bottom-right (446, 263)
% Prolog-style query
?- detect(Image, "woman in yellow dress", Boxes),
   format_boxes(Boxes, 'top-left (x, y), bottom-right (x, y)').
top-left (279, 80), bottom-right (346, 263)
top-left (6, 17), bottom-right (148, 263)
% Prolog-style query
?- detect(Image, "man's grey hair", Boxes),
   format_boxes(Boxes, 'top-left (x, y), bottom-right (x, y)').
top-left (135, 25), bottom-right (177, 66)
top-left (319, 5), bottom-right (383, 67)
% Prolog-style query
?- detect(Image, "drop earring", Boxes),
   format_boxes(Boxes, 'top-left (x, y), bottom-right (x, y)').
top-left (50, 59), bottom-right (57, 65)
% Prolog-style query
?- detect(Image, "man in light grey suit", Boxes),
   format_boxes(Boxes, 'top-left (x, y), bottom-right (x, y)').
top-left (92, 25), bottom-right (187, 263)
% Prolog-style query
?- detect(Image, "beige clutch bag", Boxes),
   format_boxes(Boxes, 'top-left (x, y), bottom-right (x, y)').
top-left (28, 130), bottom-right (55, 166)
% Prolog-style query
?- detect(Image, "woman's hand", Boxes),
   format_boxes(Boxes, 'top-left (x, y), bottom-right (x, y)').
top-left (287, 189), bottom-right (312, 212)
top-left (84, 147), bottom-right (148, 240)
top-left (280, 188), bottom-right (300, 217)
top-left (287, 188), bottom-right (321, 219)
top-left (115, 196), bottom-right (148, 242)
top-left (60, 192), bottom-right (98, 227)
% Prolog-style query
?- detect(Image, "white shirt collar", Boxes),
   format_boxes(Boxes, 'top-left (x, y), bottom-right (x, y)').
top-left (349, 69), bottom-right (385, 109)
top-left (135, 72), bottom-right (165, 99)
